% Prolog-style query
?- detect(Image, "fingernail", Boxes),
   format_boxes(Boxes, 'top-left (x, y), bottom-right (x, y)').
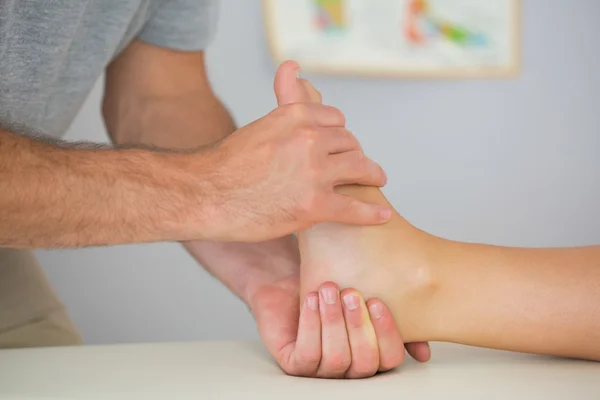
top-left (296, 66), bottom-right (301, 79)
top-left (343, 293), bottom-right (360, 311)
top-left (369, 302), bottom-right (384, 319)
top-left (382, 168), bottom-right (388, 185)
top-left (380, 209), bottom-right (392, 221)
top-left (320, 286), bottom-right (337, 305)
top-left (307, 294), bottom-right (319, 311)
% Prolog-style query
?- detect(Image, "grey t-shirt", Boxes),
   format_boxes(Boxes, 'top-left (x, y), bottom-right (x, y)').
top-left (0, 0), bottom-right (218, 139)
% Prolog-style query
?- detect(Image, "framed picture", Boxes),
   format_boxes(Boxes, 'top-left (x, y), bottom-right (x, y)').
top-left (262, 0), bottom-right (521, 78)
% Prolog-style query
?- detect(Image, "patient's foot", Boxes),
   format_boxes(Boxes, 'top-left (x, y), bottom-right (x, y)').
top-left (298, 185), bottom-right (440, 343)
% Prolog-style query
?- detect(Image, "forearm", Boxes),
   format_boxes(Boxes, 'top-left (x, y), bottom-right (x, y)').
top-left (0, 129), bottom-right (208, 248)
top-left (430, 241), bottom-right (600, 360)
top-left (105, 81), bottom-right (301, 302)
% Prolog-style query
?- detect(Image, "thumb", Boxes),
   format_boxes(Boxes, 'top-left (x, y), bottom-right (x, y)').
top-left (274, 60), bottom-right (301, 106)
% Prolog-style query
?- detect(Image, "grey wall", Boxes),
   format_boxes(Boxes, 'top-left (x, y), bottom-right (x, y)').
top-left (36, 0), bottom-right (600, 344)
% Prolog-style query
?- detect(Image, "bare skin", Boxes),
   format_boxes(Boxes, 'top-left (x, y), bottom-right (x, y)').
top-left (281, 60), bottom-right (600, 362)
top-left (101, 46), bottom-right (417, 378)
top-left (299, 185), bottom-right (600, 361)
top-left (275, 61), bottom-right (432, 365)
top-left (299, 185), bottom-right (439, 343)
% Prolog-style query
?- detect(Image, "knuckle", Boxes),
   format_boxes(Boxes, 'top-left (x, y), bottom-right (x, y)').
top-left (322, 310), bottom-right (344, 325)
top-left (379, 354), bottom-right (404, 371)
top-left (288, 103), bottom-right (310, 121)
top-left (326, 105), bottom-right (345, 119)
top-left (322, 353), bottom-right (351, 375)
top-left (338, 198), bottom-right (355, 215)
top-left (294, 190), bottom-right (320, 220)
top-left (272, 104), bottom-right (292, 121)
top-left (298, 127), bottom-right (318, 147)
top-left (346, 352), bottom-right (379, 378)
top-left (358, 351), bottom-right (380, 373)
top-left (357, 155), bottom-right (383, 180)
top-left (297, 352), bottom-right (322, 367)
top-left (345, 315), bottom-right (364, 330)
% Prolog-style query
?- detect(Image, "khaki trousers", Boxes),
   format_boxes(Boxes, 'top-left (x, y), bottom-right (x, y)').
top-left (0, 248), bottom-right (82, 349)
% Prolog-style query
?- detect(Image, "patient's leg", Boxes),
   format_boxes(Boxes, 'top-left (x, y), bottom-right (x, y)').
top-left (299, 185), bottom-right (600, 360)
top-left (298, 185), bottom-right (441, 343)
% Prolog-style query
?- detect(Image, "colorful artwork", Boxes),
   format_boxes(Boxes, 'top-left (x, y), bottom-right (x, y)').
top-left (263, 0), bottom-right (520, 78)
top-left (314, 0), bottom-right (347, 33)
top-left (405, 0), bottom-right (487, 46)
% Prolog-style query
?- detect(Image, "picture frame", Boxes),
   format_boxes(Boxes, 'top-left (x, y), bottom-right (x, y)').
top-left (262, 0), bottom-right (521, 78)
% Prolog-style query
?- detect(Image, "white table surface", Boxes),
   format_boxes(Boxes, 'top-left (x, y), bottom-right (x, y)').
top-left (0, 341), bottom-right (598, 399)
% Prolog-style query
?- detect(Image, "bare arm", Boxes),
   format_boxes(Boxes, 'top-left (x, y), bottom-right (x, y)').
top-left (431, 240), bottom-right (600, 360)
top-left (102, 39), bottom-right (296, 302)
top-left (0, 128), bottom-right (212, 248)
top-left (102, 41), bottom-right (236, 149)
top-left (330, 185), bottom-right (600, 361)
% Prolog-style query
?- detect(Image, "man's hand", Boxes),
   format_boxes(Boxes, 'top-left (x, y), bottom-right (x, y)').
top-left (249, 272), bottom-right (406, 378)
top-left (188, 236), bottom-right (409, 379)
top-left (194, 75), bottom-right (392, 242)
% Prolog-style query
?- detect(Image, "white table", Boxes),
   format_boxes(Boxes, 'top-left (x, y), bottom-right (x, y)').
top-left (1, 341), bottom-right (598, 399)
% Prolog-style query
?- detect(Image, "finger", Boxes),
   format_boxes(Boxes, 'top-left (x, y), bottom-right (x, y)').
top-left (299, 78), bottom-right (323, 103)
top-left (340, 289), bottom-right (380, 379)
top-left (288, 293), bottom-right (323, 376)
top-left (327, 151), bottom-right (387, 186)
top-left (273, 62), bottom-right (324, 106)
top-left (274, 60), bottom-right (301, 106)
top-left (282, 103), bottom-right (345, 128)
top-left (317, 127), bottom-right (361, 154)
top-left (367, 298), bottom-right (406, 372)
top-left (322, 195), bottom-right (392, 226)
top-left (316, 282), bottom-right (351, 378)
top-left (405, 342), bottom-right (431, 363)
top-left (304, 103), bottom-right (346, 127)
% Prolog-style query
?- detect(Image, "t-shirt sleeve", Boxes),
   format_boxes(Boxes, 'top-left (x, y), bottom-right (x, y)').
top-left (137, 0), bottom-right (219, 51)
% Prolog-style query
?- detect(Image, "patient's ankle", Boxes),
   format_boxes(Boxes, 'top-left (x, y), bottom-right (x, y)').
top-left (300, 184), bottom-right (444, 342)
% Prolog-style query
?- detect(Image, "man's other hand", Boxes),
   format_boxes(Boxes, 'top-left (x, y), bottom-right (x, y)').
top-left (249, 274), bottom-right (407, 378)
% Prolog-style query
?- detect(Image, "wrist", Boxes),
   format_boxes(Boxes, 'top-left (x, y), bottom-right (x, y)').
top-left (159, 149), bottom-right (227, 242)
top-left (243, 235), bottom-right (301, 306)
top-left (185, 235), bottom-right (300, 305)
